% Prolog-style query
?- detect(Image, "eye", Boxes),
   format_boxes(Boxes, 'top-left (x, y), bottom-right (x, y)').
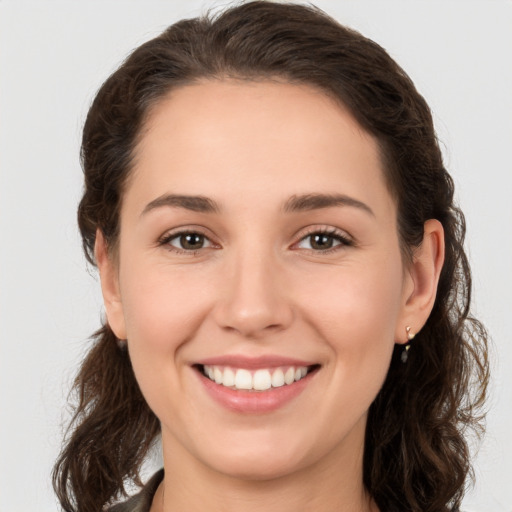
top-left (163, 232), bottom-right (213, 251)
top-left (296, 230), bottom-right (352, 251)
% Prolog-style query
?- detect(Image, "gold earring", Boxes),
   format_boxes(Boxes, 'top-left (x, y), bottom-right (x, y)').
top-left (401, 326), bottom-right (415, 363)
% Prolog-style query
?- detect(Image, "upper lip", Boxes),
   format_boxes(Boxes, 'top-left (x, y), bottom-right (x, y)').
top-left (195, 355), bottom-right (318, 369)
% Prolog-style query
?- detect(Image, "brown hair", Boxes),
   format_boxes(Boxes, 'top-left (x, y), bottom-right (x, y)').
top-left (53, 2), bottom-right (489, 511)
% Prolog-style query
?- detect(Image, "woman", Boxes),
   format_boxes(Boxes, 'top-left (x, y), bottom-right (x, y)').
top-left (53, 2), bottom-right (489, 511)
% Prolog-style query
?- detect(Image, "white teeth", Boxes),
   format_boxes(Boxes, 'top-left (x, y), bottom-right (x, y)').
top-left (253, 369), bottom-right (272, 391)
top-left (284, 367), bottom-right (295, 385)
top-left (203, 364), bottom-right (311, 390)
top-left (271, 368), bottom-right (285, 388)
top-left (223, 368), bottom-right (235, 387)
top-left (234, 369), bottom-right (253, 390)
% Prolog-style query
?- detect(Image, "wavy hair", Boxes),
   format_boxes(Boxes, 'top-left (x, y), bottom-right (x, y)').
top-left (53, 2), bottom-right (489, 511)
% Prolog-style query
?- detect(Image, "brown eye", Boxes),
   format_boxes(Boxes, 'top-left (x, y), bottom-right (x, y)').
top-left (310, 233), bottom-right (335, 250)
top-left (296, 231), bottom-right (351, 252)
top-left (168, 232), bottom-right (211, 251)
top-left (182, 233), bottom-right (204, 249)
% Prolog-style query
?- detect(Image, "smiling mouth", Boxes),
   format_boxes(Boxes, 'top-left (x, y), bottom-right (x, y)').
top-left (196, 364), bottom-right (320, 391)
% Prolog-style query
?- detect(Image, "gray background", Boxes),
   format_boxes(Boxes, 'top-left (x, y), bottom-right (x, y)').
top-left (1, 1), bottom-right (511, 510)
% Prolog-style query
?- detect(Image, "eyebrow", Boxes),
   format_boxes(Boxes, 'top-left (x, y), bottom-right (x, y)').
top-left (141, 194), bottom-right (220, 216)
top-left (283, 193), bottom-right (375, 217)
top-left (140, 192), bottom-right (374, 217)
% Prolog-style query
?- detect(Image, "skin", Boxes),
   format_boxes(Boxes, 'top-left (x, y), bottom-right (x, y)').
top-left (96, 80), bottom-right (444, 512)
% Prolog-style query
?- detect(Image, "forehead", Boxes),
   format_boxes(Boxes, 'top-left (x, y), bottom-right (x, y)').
top-left (127, 79), bottom-right (394, 219)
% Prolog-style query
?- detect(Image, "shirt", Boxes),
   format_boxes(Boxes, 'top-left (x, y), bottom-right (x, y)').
top-left (108, 470), bottom-right (164, 512)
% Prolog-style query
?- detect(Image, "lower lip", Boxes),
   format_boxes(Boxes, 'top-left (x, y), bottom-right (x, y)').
top-left (197, 369), bottom-right (315, 414)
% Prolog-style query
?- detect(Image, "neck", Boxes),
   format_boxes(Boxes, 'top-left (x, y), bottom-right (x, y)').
top-left (153, 427), bottom-right (378, 512)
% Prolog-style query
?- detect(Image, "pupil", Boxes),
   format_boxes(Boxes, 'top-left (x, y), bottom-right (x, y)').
top-left (181, 233), bottom-right (204, 249)
top-left (311, 234), bottom-right (333, 250)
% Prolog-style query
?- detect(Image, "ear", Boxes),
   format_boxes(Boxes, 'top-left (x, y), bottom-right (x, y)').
top-left (94, 229), bottom-right (127, 340)
top-left (396, 219), bottom-right (445, 344)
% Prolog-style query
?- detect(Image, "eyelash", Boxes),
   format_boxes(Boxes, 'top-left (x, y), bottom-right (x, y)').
top-left (158, 229), bottom-right (215, 255)
top-left (158, 227), bottom-right (354, 255)
top-left (294, 227), bottom-right (354, 254)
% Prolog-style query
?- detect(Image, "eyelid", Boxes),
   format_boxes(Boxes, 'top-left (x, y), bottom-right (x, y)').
top-left (291, 225), bottom-right (355, 252)
top-left (157, 225), bottom-right (220, 252)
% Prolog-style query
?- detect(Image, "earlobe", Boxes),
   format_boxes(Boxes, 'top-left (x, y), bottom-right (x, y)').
top-left (94, 229), bottom-right (127, 340)
top-left (396, 219), bottom-right (445, 344)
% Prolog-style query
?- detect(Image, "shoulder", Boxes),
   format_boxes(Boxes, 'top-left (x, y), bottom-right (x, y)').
top-left (107, 470), bottom-right (164, 512)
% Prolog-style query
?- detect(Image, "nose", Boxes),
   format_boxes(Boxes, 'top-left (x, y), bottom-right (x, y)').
top-left (212, 249), bottom-right (294, 339)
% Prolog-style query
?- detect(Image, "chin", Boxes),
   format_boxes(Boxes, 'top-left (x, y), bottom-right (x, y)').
top-left (210, 453), bottom-right (306, 482)
top-left (196, 431), bottom-right (314, 481)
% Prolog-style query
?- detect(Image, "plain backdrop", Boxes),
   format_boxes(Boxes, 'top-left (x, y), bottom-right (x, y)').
top-left (1, 1), bottom-right (511, 511)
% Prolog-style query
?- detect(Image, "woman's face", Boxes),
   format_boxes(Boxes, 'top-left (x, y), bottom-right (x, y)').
top-left (102, 80), bottom-right (415, 480)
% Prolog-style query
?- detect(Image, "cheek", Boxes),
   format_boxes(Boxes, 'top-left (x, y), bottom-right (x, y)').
top-left (302, 260), bottom-right (404, 347)
top-left (297, 261), bottom-right (404, 425)
top-left (119, 258), bottom-right (211, 349)
top-left (295, 254), bottom-right (405, 413)
top-left (118, 261), bottom-right (212, 419)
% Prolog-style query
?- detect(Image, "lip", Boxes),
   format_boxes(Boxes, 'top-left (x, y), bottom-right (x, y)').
top-left (196, 354), bottom-right (317, 369)
top-left (193, 357), bottom-right (319, 414)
